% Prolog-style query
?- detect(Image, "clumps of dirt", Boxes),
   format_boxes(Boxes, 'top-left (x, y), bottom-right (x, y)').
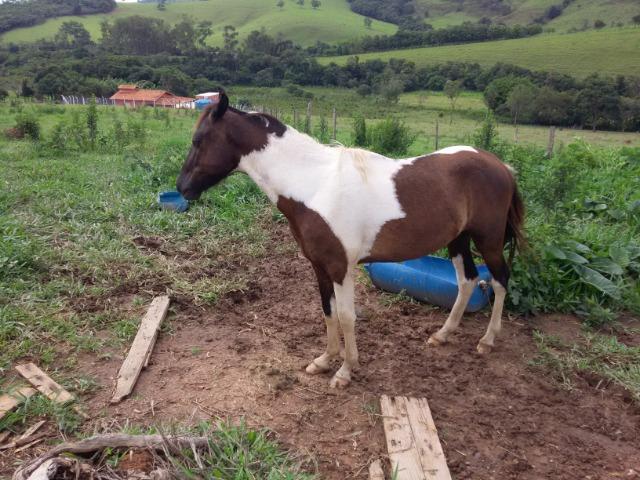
top-left (132, 236), bottom-right (165, 250)
top-left (117, 449), bottom-right (155, 473)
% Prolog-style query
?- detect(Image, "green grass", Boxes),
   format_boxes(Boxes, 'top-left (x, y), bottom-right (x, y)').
top-left (228, 85), bottom-right (640, 150)
top-left (0, 0), bottom-right (396, 46)
top-left (533, 330), bottom-right (640, 401)
top-left (416, 0), bottom-right (640, 32)
top-left (319, 27), bottom-right (640, 78)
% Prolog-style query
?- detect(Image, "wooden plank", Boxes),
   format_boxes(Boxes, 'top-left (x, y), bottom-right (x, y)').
top-left (111, 296), bottom-right (170, 403)
top-left (380, 395), bottom-right (425, 480)
top-left (380, 395), bottom-right (451, 480)
top-left (369, 459), bottom-right (385, 480)
top-left (0, 386), bottom-right (36, 421)
top-left (404, 397), bottom-right (451, 480)
top-left (15, 364), bottom-right (74, 404)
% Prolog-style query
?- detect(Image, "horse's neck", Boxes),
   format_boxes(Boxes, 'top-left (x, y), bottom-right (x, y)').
top-left (237, 128), bottom-right (337, 204)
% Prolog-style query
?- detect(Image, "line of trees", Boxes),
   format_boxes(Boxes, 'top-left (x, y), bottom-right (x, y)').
top-left (1, 19), bottom-right (639, 132)
top-left (308, 22), bottom-right (543, 56)
top-left (0, 0), bottom-right (116, 34)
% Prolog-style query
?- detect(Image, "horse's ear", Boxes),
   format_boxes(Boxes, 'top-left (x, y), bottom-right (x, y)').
top-left (211, 92), bottom-right (229, 121)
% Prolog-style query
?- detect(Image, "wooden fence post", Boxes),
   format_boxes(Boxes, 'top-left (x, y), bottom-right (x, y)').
top-left (332, 107), bottom-right (337, 141)
top-left (293, 108), bottom-right (297, 127)
top-left (305, 101), bottom-right (312, 133)
top-left (435, 119), bottom-right (439, 151)
top-left (547, 126), bottom-right (556, 157)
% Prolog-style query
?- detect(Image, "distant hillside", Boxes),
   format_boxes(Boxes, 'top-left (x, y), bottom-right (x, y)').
top-left (319, 28), bottom-right (640, 78)
top-left (414, 0), bottom-right (639, 32)
top-left (0, 0), bottom-right (396, 46)
top-left (0, 0), bottom-right (115, 34)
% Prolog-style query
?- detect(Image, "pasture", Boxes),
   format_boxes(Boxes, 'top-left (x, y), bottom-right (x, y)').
top-left (1, 99), bottom-right (639, 478)
top-left (319, 27), bottom-right (640, 78)
top-left (415, 0), bottom-right (640, 31)
top-left (0, 0), bottom-right (396, 46)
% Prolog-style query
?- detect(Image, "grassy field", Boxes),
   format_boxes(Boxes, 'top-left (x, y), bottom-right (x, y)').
top-left (228, 85), bottom-right (640, 151)
top-left (416, 0), bottom-right (640, 32)
top-left (319, 27), bottom-right (640, 78)
top-left (0, 0), bottom-right (396, 46)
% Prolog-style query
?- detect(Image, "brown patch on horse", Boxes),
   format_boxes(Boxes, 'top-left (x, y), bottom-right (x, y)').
top-left (277, 196), bottom-right (348, 284)
top-left (363, 150), bottom-right (515, 263)
top-left (178, 107), bottom-right (287, 199)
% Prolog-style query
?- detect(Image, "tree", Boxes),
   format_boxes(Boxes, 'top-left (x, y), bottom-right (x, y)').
top-left (311, 0), bottom-right (321, 9)
top-left (633, 14), bottom-right (640, 25)
top-left (533, 86), bottom-right (573, 126)
top-left (296, 0), bottom-right (304, 6)
top-left (444, 79), bottom-right (462, 123)
top-left (55, 21), bottom-right (92, 49)
top-left (506, 83), bottom-right (537, 125)
top-left (506, 83), bottom-right (537, 141)
top-left (575, 75), bottom-right (621, 130)
top-left (276, 0), bottom-right (284, 9)
top-left (364, 17), bottom-right (372, 29)
top-left (222, 25), bottom-right (239, 52)
top-left (157, 0), bottom-right (166, 11)
top-left (195, 20), bottom-right (212, 48)
top-left (20, 79), bottom-right (34, 97)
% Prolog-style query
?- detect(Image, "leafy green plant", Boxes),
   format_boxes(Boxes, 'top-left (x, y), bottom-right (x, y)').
top-left (367, 117), bottom-right (416, 156)
top-left (14, 111), bottom-right (41, 140)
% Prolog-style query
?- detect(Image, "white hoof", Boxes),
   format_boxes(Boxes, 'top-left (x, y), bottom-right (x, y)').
top-left (329, 374), bottom-right (350, 389)
top-left (477, 342), bottom-right (493, 355)
top-left (305, 360), bottom-right (331, 375)
top-left (427, 334), bottom-right (446, 347)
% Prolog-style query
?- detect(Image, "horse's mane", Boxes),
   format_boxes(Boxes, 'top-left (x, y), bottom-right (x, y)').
top-left (338, 146), bottom-right (370, 181)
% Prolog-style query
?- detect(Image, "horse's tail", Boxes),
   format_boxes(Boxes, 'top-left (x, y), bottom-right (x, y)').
top-left (505, 182), bottom-right (526, 267)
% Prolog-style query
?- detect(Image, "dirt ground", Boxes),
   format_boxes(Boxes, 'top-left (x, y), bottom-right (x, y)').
top-left (3, 226), bottom-right (640, 479)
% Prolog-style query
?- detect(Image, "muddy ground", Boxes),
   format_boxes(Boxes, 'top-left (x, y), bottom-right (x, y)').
top-left (2, 226), bottom-right (640, 479)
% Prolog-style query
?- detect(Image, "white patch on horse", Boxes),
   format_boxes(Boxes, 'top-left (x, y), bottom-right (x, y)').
top-left (237, 127), bottom-right (415, 262)
top-left (434, 145), bottom-right (478, 154)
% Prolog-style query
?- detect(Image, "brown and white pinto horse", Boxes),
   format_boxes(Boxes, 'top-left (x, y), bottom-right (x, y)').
top-left (177, 91), bottom-right (525, 388)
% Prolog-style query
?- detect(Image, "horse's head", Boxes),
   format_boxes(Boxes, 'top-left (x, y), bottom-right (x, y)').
top-left (177, 91), bottom-right (286, 200)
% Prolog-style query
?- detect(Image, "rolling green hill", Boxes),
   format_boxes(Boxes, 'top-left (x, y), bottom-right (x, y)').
top-left (0, 0), bottom-right (396, 46)
top-left (319, 27), bottom-right (640, 77)
top-left (416, 0), bottom-right (640, 32)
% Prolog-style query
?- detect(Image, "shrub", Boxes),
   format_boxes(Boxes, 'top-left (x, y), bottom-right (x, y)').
top-left (14, 111), bottom-right (40, 140)
top-left (86, 97), bottom-right (98, 149)
top-left (315, 115), bottom-right (330, 143)
top-left (472, 111), bottom-right (499, 151)
top-left (351, 115), bottom-right (367, 147)
top-left (367, 117), bottom-right (415, 156)
top-left (594, 19), bottom-right (606, 29)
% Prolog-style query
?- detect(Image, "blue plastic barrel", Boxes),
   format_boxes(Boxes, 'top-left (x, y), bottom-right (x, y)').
top-left (364, 256), bottom-right (493, 312)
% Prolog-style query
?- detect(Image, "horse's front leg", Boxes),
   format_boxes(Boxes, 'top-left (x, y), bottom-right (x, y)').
top-left (306, 264), bottom-right (340, 374)
top-left (330, 266), bottom-right (358, 388)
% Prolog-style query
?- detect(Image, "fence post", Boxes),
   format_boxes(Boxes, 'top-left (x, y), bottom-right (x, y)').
top-left (547, 126), bottom-right (556, 157)
top-left (305, 101), bottom-right (312, 134)
top-left (435, 119), bottom-right (439, 151)
top-left (332, 107), bottom-right (337, 141)
top-left (293, 108), bottom-right (297, 126)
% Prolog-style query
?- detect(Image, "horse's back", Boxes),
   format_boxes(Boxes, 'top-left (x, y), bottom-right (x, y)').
top-left (362, 146), bottom-right (515, 262)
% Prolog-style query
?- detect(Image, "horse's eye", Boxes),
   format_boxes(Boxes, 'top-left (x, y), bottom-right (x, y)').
top-left (192, 137), bottom-right (200, 148)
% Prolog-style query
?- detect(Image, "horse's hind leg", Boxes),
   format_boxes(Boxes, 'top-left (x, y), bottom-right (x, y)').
top-left (428, 233), bottom-right (478, 346)
top-left (473, 237), bottom-right (509, 354)
top-left (306, 264), bottom-right (340, 374)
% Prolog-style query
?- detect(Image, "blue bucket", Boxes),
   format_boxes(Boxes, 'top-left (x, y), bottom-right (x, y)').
top-left (365, 255), bottom-right (493, 312)
top-left (158, 191), bottom-right (189, 212)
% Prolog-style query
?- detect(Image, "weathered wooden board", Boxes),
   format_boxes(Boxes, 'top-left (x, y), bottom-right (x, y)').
top-left (0, 387), bottom-right (36, 421)
top-left (15, 364), bottom-right (74, 404)
top-left (380, 395), bottom-right (451, 480)
top-left (369, 459), bottom-right (385, 480)
top-left (111, 296), bottom-right (170, 403)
